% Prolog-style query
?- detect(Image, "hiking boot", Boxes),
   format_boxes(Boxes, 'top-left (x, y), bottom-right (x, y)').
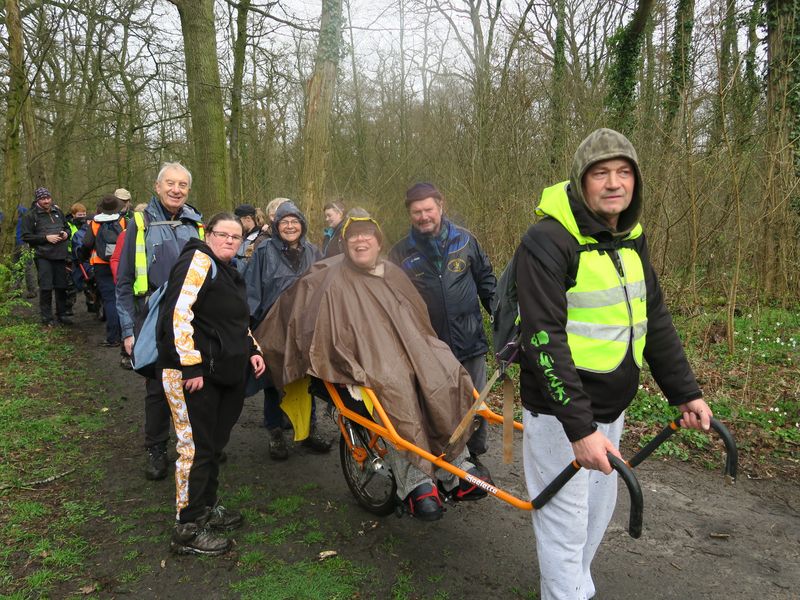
top-left (100, 340), bottom-right (121, 348)
top-left (56, 315), bottom-right (74, 326)
top-left (207, 503), bottom-right (243, 531)
top-left (171, 517), bottom-right (231, 556)
top-left (120, 356), bottom-right (133, 370)
top-left (145, 445), bottom-right (168, 480)
top-left (451, 466), bottom-right (493, 501)
top-left (268, 428), bottom-right (288, 460)
top-left (41, 317), bottom-right (55, 327)
top-left (404, 482), bottom-right (443, 521)
top-left (300, 425), bottom-right (332, 453)
top-left (218, 450), bottom-right (228, 463)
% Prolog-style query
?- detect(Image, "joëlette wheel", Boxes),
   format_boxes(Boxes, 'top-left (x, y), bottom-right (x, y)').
top-left (339, 423), bottom-right (396, 516)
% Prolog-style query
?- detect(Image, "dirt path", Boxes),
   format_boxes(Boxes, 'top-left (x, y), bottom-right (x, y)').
top-left (54, 310), bottom-right (800, 599)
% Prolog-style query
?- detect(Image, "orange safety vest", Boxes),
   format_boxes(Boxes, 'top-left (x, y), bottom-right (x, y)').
top-left (90, 217), bottom-right (127, 265)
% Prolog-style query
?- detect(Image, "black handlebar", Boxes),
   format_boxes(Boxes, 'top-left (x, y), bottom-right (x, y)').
top-left (608, 453), bottom-right (643, 539)
top-left (531, 453), bottom-right (643, 539)
top-left (529, 417), bottom-right (737, 539)
top-left (628, 417), bottom-right (738, 483)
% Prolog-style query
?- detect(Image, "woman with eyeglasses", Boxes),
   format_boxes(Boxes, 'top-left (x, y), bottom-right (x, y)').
top-left (156, 212), bottom-right (266, 556)
top-left (243, 200), bottom-right (330, 460)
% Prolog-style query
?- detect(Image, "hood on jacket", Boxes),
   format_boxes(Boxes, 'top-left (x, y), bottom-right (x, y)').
top-left (93, 212), bottom-right (121, 223)
top-left (568, 128), bottom-right (642, 237)
top-left (273, 201), bottom-right (307, 240)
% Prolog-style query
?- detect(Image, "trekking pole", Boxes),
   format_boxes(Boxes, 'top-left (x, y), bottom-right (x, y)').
top-left (627, 417), bottom-right (737, 483)
top-left (530, 452), bottom-right (643, 539)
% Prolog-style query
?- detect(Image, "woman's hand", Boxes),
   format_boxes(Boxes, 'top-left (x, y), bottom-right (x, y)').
top-left (251, 354), bottom-right (266, 377)
top-left (184, 376), bottom-right (204, 393)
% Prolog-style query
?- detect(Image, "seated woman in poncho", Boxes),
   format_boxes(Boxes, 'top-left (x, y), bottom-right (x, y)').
top-left (253, 211), bottom-right (491, 521)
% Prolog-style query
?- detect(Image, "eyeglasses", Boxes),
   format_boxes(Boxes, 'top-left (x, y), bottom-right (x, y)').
top-left (210, 231), bottom-right (243, 242)
top-left (346, 231), bottom-right (376, 241)
top-left (279, 218), bottom-right (302, 227)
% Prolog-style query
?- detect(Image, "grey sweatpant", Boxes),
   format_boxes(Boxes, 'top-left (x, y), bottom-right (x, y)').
top-left (522, 410), bottom-right (624, 600)
top-left (384, 444), bottom-right (473, 500)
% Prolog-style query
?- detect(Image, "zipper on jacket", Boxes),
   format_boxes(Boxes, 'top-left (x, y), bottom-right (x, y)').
top-left (610, 250), bottom-right (635, 342)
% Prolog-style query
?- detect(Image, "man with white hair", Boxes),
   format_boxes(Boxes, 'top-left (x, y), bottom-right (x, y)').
top-left (116, 162), bottom-right (205, 480)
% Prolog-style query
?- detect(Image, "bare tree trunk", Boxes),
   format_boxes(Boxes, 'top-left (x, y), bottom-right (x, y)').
top-left (301, 0), bottom-right (343, 230)
top-left (170, 0), bottom-right (230, 214)
top-left (762, 0), bottom-right (799, 299)
top-left (663, 0), bottom-right (696, 135)
top-left (710, 0), bottom-right (738, 148)
top-left (2, 0), bottom-right (25, 253)
top-left (549, 0), bottom-right (567, 171)
top-left (346, 0), bottom-right (368, 189)
top-left (605, 0), bottom-right (655, 132)
top-left (229, 0), bottom-right (250, 205)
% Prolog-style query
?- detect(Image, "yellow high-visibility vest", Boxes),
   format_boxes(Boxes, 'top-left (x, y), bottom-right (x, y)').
top-left (537, 182), bottom-right (647, 372)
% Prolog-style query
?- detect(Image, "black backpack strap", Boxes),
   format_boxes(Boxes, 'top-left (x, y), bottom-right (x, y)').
top-left (576, 237), bottom-right (637, 255)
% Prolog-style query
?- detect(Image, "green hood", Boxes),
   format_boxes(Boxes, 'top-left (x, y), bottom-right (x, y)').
top-left (569, 128), bottom-right (642, 237)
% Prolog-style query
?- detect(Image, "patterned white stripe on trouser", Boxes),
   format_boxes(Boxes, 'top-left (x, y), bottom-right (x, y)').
top-left (522, 410), bottom-right (624, 600)
top-left (162, 368), bottom-right (195, 520)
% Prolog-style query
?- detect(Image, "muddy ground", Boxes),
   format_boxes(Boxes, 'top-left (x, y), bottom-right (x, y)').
top-left (51, 310), bottom-right (800, 599)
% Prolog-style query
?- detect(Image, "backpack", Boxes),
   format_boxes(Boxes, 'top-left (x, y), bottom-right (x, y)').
top-left (490, 231), bottom-right (638, 360)
top-left (132, 260), bottom-right (217, 379)
top-left (95, 218), bottom-right (125, 260)
top-left (70, 224), bottom-right (88, 263)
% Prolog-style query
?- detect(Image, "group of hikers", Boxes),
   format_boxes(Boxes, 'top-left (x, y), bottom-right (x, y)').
top-left (17, 128), bottom-right (713, 600)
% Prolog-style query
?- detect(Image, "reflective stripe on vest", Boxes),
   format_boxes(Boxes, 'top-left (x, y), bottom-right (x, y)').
top-left (538, 182), bottom-right (647, 373)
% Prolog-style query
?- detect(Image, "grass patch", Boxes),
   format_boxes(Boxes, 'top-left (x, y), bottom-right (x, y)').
top-left (392, 571), bottom-right (415, 599)
top-left (0, 317), bottom-right (116, 597)
top-left (232, 556), bottom-right (371, 599)
top-left (267, 521), bottom-right (303, 545)
top-left (267, 495), bottom-right (305, 517)
top-left (238, 550), bottom-right (269, 571)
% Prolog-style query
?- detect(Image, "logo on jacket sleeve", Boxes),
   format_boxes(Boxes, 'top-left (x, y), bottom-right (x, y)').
top-left (447, 258), bottom-right (467, 273)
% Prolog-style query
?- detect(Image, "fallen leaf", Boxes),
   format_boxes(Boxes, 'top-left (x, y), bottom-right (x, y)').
top-left (80, 583), bottom-right (98, 594)
top-left (160, 559), bottom-right (166, 568)
top-left (318, 550), bottom-right (338, 560)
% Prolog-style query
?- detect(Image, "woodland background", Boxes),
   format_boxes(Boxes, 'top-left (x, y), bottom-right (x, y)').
top-left (1, 0), bottom-right (799, 339)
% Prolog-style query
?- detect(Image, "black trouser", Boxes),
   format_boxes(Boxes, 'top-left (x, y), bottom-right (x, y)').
top-left (35, 258), bottom-right (68, 321)
top-left (162, 370), bottom-right (245, 523)
top-left (145, 374), bottom-right (172, 449)
top-left (133, 296), bottom-right (171, 449)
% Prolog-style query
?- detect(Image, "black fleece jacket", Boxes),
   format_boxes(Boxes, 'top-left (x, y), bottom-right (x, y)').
top-left (516, 189), bottom-right (701, 442)
top-left (156, 239), bottom-right (261, 386)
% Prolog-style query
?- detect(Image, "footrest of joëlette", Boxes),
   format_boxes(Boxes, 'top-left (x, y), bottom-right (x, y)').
top-left (308, 377), bottom-right (374, 421)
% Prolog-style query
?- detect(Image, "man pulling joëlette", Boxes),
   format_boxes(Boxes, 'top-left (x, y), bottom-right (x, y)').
top-left (515, 128), bottom-right (712, 600)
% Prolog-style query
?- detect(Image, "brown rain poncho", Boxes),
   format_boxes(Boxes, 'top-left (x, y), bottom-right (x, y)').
top-left (253, 255), bottom-right (476, 475)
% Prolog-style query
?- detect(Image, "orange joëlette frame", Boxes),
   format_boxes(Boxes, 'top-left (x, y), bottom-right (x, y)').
top-left (325, 381), bottom-right (534, 511)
